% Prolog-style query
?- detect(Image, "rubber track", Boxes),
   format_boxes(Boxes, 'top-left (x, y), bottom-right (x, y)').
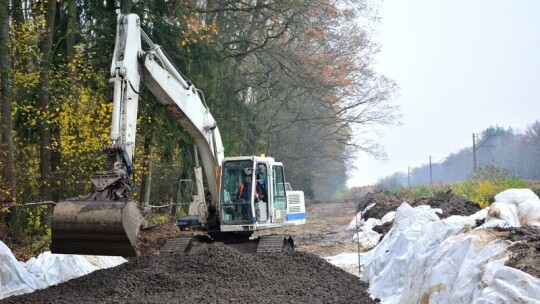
top-left (257, 235), bottom-right (287, 253)
top-left (160, 237), bottom-right (192, 255)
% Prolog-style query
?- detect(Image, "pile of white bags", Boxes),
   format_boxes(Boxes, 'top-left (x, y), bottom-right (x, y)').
top-left (0, 242), bottom-right (125, 300)
top-left (360, 189), bottom-right (540, 303)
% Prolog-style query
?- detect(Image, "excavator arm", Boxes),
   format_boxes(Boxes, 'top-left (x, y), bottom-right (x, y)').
top-left (51, 14), bottom-right (224, 257)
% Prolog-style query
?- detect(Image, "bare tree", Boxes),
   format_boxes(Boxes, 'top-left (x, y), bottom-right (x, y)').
top-left (184, 0), bottom-right (399, 196)
top-left (38, 0), bottom-right (57, 201)
top-left (0, 0), bottom-right (16, 204)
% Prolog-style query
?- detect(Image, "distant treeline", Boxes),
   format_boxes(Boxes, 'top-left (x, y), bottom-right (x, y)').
top-left (383, 122), bottom-right (540, 187)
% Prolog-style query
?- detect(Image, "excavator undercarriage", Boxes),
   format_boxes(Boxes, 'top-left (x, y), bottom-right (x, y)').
top-left (160, 233), bottom-right (294, 255)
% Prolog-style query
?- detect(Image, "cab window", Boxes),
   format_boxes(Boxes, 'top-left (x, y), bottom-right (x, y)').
top-left (220, 160), bottom-right (254, 224)
top-left (272, 165), bottom-right (287, 210)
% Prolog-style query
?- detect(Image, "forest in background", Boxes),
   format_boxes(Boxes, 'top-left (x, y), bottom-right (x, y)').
top-left (0, 0), bottom-right (399, 214)
top-left (377, 121), bottom-right (540, 188)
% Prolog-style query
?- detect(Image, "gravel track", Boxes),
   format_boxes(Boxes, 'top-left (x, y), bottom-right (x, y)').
top-left (1, 243), bottom-right (375, 304)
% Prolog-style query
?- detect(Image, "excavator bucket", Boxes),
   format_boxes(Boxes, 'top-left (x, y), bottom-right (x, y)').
top-left (50, 200), bottom-right (148, 257)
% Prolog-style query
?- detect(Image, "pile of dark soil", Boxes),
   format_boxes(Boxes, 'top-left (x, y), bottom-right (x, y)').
top-left (138, 220), bottom-right (181, 255)
top-left (358, 190), bottom-right (481, 221)
top-left (1, 243), bottom-right (375, 304)
top-left (357, 190), bottom-right (482, 237)
top-left (495, 227), bottom-right (540, 278)
top-left (413, 190), bottom-right (481, 219)
top-left (357, 191), bottom-right (402, 221)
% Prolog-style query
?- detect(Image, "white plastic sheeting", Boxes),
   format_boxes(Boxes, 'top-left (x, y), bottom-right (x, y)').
top-left (0, 241), bottom-right (44, 299)
top-left (348, 204), bottom-right (398, 249)
top-left (325, 252), bottom-right (362, 276)
top-left (482, 188), bottom-right (540, 228)
top-left (359, 188), bottom-right (540, 304)
top-left (0, 242), bottom-right (126, 300)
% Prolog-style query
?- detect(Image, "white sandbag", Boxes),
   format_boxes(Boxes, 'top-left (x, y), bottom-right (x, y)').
top-left (485, 189), bottom-right (540, 228)
top-left (361, 197), bottom-right (540, 304)
top-left (517, 198), bottom-right (540, 228)
top-left (355, 229), bottom-right (382, 249)
top-left (380, 210), bottom-right (396, 224)
top-left (399, 230), bottom-right (508, 304)
top-left (0, 241), bottom-right (45, 299)
top-left (361, 203), bottom-right (446, 302)
top-left (348, 203), bottom-right (377, 230)
top-left (357, 211), bottom-right (397, 248)
top-left (347, 212), bottom-right (364, 230)
top-left (482, 202), bottom-right (521, 228)
top-left (494, 188), bottom-right (539, 206)
top-left (477, 263), bottom-right (540, 303)
top-left (23, 252), bottom-right (125, 287)
top-left (0, 241), bottom-right (126, 300)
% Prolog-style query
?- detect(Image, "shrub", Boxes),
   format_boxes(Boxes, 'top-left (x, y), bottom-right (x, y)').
top-left (451, 165), bottom-right (530, 208)
top-left (410, 185), bottom-right (434, 202)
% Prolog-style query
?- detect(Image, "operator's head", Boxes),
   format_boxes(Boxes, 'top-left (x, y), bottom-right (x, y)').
top-left (243, 168), bottom-right (253, 183)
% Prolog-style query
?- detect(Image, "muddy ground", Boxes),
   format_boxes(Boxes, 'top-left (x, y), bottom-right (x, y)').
top-left (257, 199), bottom-right (362, 257)
top-left (2, 187), bottom-right (539, 303)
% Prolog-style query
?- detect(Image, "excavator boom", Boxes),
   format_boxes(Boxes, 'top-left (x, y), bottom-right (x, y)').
top-left (51, 14), bottom-right (224, 257)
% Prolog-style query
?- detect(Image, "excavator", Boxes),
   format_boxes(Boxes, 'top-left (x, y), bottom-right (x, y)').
top-left (50, 14), bottom-right (305, 257)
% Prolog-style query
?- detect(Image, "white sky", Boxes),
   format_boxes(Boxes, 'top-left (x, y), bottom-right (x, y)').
top-left (348, 0), bottom-right (540, 187)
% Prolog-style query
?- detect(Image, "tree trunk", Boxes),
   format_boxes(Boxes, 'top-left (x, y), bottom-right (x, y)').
top-left (66, 0), bottom-right (77, 84)
top-left (0, 0), bottom-right (16, 204)
top-left (38, 0), bottom-right (57, 201)
top-left (140, 132), bottom-right (153, 204)
top-left (121, 0), bottom-right (132, 14)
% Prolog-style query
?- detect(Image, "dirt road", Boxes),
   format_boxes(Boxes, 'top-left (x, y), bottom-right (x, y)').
top-left (258, 200), bottom-right (360, 257)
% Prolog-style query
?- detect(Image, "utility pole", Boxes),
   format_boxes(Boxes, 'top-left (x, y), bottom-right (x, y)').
top-left (407, 166), bottom-right (411, 188)
top-left (473, 133), bottom-right (477, 172)
top-left (429, 155), bottom-right (432, 184)
top-left (473, 132), bottom-right (496, 173)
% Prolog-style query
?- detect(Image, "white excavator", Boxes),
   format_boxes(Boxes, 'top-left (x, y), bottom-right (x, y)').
top-left (50, 14), bottom-right (305, 257)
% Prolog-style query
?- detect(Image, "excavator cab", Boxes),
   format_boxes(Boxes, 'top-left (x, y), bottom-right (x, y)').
top-left (220, 160), bottom-right (257, 224)
top-left (219, 157), bottom-right (276, 227)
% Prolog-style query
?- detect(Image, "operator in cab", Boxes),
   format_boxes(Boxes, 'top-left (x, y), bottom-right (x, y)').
top-left (236, 173), bottom-right (262, 202)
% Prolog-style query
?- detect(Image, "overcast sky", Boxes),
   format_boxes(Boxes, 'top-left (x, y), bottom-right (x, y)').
top-left (348, 0), bottom-right (540, 187)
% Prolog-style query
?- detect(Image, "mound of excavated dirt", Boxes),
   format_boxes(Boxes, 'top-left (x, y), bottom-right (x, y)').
top-left (413, 190), bottom-right (481, 219)
top-left (496, 227), bottom-right (540, 278)
top-left (1, 243), bottom-right (375, 304)
top-left (357, 190), bottom-right (483, 248)
top-left (358, 190), bottom-right (481, 221)
top-left (358, 191), bottom-right (402, 221)
top-left (138, 220), bottom-right (182, 255)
